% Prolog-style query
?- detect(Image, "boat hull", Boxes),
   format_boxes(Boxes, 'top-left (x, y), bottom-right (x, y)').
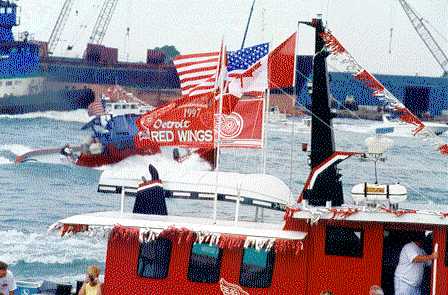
top-left (0, 88), bottom-right (95, 114)
top-left (75, 143), bottom-right (160, 168)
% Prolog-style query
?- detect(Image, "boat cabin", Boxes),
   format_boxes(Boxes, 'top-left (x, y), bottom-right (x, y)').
top-left (51, 187), bottom-right (448, 295)
top-left (103, 99), bottom-right (154, 117)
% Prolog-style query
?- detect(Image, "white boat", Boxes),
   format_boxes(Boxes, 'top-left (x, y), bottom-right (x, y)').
top-left (380, 114), bottom-right (448, 136)
top-left (103, 97), bottom-right (155, 116)
top-left (268, 106), bottom-right (288, 123)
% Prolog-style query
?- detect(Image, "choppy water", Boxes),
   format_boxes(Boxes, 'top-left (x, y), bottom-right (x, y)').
top-left (0, 110), bottom-right (447, 284)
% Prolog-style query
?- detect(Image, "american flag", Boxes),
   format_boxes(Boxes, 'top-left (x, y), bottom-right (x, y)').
top-left (87, 96), bottom-right (106, 116)
top-left (173, 43), bottom-right (269, 98)
top-left (173, 52), bottom-right (220, 97)
top-left (227, 43), bottom-right (269, 73)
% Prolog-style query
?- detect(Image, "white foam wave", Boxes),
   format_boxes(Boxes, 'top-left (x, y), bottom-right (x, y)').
top-left (0, 230), bottom-right (106, 265)
top-left (0, 109), bottom-right (90, 123)
top-left (0, 156), bottom-right (12, 165)
top-left (100, 150), bottom-right (211, 178)
top-left (0, 144), bottom-right (33, 155)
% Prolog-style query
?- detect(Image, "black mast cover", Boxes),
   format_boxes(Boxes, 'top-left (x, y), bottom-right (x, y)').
top-left (302, 17), bottom-right (344, 206)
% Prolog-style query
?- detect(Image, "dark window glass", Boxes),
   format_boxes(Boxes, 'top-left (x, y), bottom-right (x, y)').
top-left (187, 243), bottom-right (222, 283)
top-left (325, 226), bottom-right (364, 257)
top-left (137, 238), bottom-right (172, 279)
top-left (239, 248), bottom-right (275, 288)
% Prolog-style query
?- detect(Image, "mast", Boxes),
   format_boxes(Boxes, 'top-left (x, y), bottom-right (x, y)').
top-left (300, 16), bottom-right (343, 206)
top-left (240, 0), bottom-right (256, 50)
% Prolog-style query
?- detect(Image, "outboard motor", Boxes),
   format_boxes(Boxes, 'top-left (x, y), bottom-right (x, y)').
top-left (133, 164), bottom-right (168, 215)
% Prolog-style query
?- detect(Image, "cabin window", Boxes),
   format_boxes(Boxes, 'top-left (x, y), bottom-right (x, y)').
top-left (137, 238), bottom-right (172, 279)
top-left (14, 80), bottom-right (21, 85)
top-left (0, 8), bottom-right (4, 14)
top-left (187, 243), bottom-right (222, 283)
top-left (239, 248), bottom-right (275, 288)
top-left (6, 7), bottom-right (12, 13)
top-left (5, 81), bottom-right (12, 86)
top-left (325, 226), bottom-right (364, 257)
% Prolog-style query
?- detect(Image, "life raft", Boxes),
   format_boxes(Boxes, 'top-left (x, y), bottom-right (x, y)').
top-left (351, 183), bottom-right (407, 204)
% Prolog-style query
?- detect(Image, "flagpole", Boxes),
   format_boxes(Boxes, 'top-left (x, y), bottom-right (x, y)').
top-left (213, 42), bottom-right (226, 224)
top-left (262, 89), bottom-right (270, 173)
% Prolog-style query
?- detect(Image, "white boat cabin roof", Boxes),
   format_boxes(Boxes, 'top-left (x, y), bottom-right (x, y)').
top-left (98, 170), bottom-right (292, 211)
top-left (53, 211), bottom-right (306, 241)
top-left (292, 203), bottom-right (448, 226)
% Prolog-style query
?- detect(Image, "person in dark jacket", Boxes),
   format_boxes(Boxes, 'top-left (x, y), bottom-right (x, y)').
top-left (132, 164), bottom-right (167, 215)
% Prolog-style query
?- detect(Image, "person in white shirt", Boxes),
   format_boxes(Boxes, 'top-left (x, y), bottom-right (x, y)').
top-left (0, 261), bottom-right (16, 295)
top-left (394, 233), bottom-right (437, 295)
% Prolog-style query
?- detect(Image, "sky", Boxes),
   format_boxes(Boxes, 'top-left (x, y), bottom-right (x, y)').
top-left (16, 0), bottom-right (448, 77)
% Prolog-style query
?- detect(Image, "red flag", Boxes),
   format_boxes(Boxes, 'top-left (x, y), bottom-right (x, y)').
top-left (268, 32), bottom-right (297, 89)
top-left (135, 96), bottom-right (263, 149)
top-left (220, 98), bottom-right (264, 148)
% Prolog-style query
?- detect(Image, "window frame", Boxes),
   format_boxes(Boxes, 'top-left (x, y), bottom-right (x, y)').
top-left (187, 242), bottom-right (223, 283)
top-left (137, 238), bottom-right (172, 280)
top-left (325, 225), bottom-right (364, 258)
top-left (239, 247), bottom-right (275, 288)
top-left (445, 229), bottom-right (448, 267)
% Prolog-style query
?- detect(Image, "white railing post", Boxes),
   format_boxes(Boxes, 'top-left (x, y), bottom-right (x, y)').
top-left (120, 187), bottom-right (125, 217)
top-left (234, 184), bottom-right (241, 224)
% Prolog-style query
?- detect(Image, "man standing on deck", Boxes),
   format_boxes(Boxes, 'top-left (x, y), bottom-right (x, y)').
top-left (394, 233), bottom-right (437, 295)
top-left (0, 261), bottom-right (16, 295)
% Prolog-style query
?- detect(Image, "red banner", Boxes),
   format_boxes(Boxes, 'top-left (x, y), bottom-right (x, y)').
top-left (220, 98), bottom-right (264, 148)
top-left (135, 96), bottom-right (264, 149)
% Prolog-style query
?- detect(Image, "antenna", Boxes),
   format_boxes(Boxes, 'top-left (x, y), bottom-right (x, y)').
top-left (240, 0), bottom-right (256, 49)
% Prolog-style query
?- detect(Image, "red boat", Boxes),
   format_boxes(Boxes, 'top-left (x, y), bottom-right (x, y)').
top-left (49, 18), bottom-right (448, 295)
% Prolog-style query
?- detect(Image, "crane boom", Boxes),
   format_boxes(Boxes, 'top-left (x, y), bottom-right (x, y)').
top-left (88, 0), bottom-right (118, 45)
top-left (47, 0), bottom-right (74, 55)
top-left (398, 0), bottom-right (448, 77)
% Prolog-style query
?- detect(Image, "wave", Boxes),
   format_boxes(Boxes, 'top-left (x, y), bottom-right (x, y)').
top-left (100, 150), bottom-right (211, 176)
top-left (0, 144), bottom-right (33, 156)
top-left (0, 229), bottom-right (106, 266)
top-left (0, 156), bottom-right (12, 165)
top-left (0, 109), bottom-right (90, 123)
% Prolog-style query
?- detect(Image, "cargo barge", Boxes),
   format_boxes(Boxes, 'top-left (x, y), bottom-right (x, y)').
top-left (0, 1), bottom-right (94, 115)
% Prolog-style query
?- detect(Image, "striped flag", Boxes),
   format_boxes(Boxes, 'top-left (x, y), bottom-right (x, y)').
top-left (173, 52), bottom-right (220, 97)
top-left (174, 43), bottom-right (269, 98)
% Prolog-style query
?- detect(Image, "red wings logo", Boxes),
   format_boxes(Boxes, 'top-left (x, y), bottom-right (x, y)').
top-left (216, 112), bottom-right (244, 139)
top-left (219, 278), bottom-right (249, 295)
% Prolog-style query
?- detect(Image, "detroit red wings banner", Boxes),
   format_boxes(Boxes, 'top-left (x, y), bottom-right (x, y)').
top-left (220, 98), bottom-right (264, 148)
top-left (135, 94), bottom-right (215, 149)
top-left (135, 96), bottom-right (264, 149)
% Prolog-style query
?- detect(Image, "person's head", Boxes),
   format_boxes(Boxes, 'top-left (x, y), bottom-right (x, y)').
top-left (369, 285), bottom-right (384, 295)
top-left (320, 291), bottom-right (334, 295)
top-left (86, 265), bottom-right (101, 282)
top-left (410, 231), bottom-right (426, 247)
top-left (148, 164), bottom-right (159, 181)
top-left (0, 261), bottom-right (8, 278)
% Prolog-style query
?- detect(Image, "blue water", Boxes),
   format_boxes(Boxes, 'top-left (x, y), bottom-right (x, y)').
top-left (0, 110), bottom-right (447, 284)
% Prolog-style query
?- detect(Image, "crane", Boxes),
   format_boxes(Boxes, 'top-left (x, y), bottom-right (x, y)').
top-left (88, 0), bottom-right (119, 45)
top-left (47, 0), bottom-right (74, 55)
top-left (398, 0), bottom-right (448, 77)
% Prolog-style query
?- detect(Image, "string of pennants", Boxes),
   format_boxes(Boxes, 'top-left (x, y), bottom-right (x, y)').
top-left (284, 203), bottom-right (448, 225)
top-left (51, 223), bottom-right (304, 255)
top-left (320, 31), bottom-right (448, 155)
